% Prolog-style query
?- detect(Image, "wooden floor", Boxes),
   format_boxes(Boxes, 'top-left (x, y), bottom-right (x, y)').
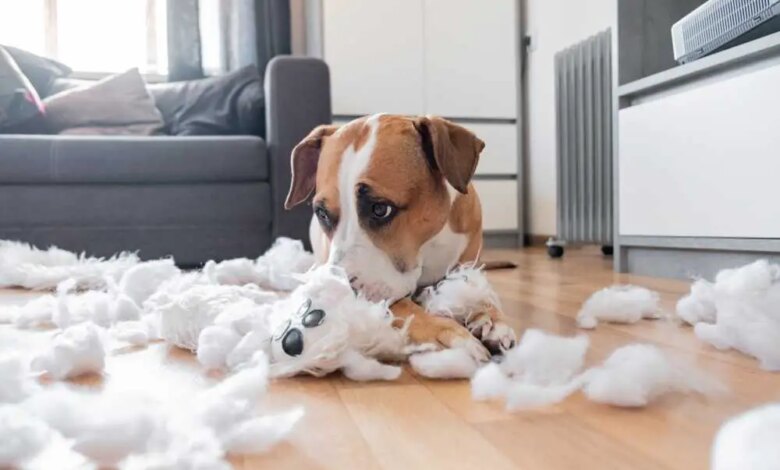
top-left (2, 246), bottom-right (779, 469)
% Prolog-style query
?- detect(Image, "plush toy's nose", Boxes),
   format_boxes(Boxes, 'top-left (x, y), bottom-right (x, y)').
top-left (282, 328), bottom-right (304, 356)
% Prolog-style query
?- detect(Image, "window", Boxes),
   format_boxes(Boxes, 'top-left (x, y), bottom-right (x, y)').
top-left (0, 0), bottom-right (167, 77)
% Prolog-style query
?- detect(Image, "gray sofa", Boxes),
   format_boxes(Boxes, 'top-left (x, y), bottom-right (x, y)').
top-left (0, 57), bottom-right (330, 266)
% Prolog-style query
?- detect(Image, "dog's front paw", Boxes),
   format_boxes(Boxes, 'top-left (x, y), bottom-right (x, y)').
top-left (466, 310), bottom-right (517, 355)
top-left (409, 315), bottom-right (491, 363)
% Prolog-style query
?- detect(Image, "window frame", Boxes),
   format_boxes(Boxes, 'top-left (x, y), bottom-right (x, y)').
top-left (34, 0), bottom-right (168, 80)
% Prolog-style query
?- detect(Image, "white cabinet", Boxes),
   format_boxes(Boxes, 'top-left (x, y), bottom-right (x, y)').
top-left (423, 0), bottom-right (518, 118)
top-left (619, 62), bottom-right (780, 238)
top-left (467, 123), bottom-right (517, 175)
top-left (473, 180), bottom-right (518, 231)
top-left (323, 0), bottom-right (425, 115)
top-left (323, 0), bottom-right (518, 119)
top-left (322, 1), bottom-right (522, 237)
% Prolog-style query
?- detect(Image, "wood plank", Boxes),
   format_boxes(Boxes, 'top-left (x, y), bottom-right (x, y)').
top-left (338, 384), bottom-right (519, 470)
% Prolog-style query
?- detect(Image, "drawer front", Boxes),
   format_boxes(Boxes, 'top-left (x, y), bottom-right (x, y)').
top-left (334, 120), bottom-right (518, 176)
top-left (619, 63), bottom-right (780, 238)
top-left (467, 123), bottom-right (518, 176)
top-left (473, 180), bottom-right (518, 231)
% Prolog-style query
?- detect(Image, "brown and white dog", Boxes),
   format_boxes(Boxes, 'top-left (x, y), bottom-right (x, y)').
top-left (285, 114), bottom-right (516, 360)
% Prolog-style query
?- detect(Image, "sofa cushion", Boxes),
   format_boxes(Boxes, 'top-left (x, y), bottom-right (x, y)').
top-left (0, 47), bottom-right (46, 133)
top-left (0, 135), bottom-right (268, 183)
top-left (43, 68), bottom-right (165, 135)
top-left (148, 66), bottom-right (264, 137)
top-left (2, 46), bottom-right (71, 97)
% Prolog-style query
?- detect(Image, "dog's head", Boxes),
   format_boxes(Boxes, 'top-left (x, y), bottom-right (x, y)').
top-left (285, 114), bottom-right (484, 302)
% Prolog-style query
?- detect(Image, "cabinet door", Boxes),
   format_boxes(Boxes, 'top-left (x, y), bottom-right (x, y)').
top-left (619, 63), bottom-right (780, 238)
top-left (423, 0), bottom-right (518, 118)
top-left (473, 180), bottom-right (518, 231)
top-left (323, 0), bottom-right (425, 116)
top-left (463, 123), bottom-right (518, 175)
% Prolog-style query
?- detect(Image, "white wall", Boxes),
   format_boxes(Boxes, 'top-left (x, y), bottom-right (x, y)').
top-left (524, 0), bottom-right (616, 235)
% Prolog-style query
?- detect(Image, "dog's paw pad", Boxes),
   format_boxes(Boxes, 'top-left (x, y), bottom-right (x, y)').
top-left (482, 321), bottom-right (517, 355)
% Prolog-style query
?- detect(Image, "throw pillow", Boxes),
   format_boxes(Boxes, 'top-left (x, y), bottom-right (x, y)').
top-left (148, 65), bottom-right (265, 137)
top-left (0, 46), bottom-right (46, 133)
top-left (43, 68), bottom-right (165, 135)
top-left (2, 45), bottom-right (71, 97)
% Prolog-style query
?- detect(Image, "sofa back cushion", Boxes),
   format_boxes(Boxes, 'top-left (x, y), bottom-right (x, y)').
top-left (43, 68), bottom-right (165, 135)
top-left (0, 46), bottom-right (46, 133)
top-left (148, 65), bottom-right (265, 137)
top-left (2, 45), bottom-right (71, 97)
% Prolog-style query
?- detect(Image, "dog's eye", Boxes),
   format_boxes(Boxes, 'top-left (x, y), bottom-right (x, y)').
top-left (371, 203), bottom-right (393, 219)
top-left (282, 328), bottom-right (304, 356)
top-left (314, 206), bottom-right (333, 230)
top-left (302, 309), bottom-right (326, 328)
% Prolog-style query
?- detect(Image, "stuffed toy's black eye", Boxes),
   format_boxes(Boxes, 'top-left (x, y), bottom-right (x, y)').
top-left (302, 309), bottom-right (326, 328)
top-left (282, 328), bottom-right (304, 356)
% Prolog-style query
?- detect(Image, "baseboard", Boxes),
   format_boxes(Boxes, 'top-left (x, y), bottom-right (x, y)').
top-left (524, 234), bottom-right (552, 246)
top-left (484, 232), bottom-right (522, 249)
top-left (622, 245), bottom-right (780, 280)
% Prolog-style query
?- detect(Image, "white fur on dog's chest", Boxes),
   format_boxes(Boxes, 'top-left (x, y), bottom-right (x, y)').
top-left (418, 226), bottom-right (468, 287)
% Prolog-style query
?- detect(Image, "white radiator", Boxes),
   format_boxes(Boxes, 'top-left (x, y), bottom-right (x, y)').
top-left (552, 29), bottom-right (613, 254)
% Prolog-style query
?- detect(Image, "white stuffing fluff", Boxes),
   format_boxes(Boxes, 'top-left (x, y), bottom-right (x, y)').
top-left (31, 323), bottom-right (106, 379)
top-left (18, 353), bottom-right (302, 468)
top-left (409, 348), bottom-right (479, 379)
top-left (687, 260), bottom-right (780, 371)
top-left (498, 329), bottom-right (590, 409)
top-left (5, 294), bottom-right (56, 328)
top-left (577, 285), bottom-right (662, 329)
top-left (416, 265), bottom-right (501, 322)
top-left (503, 329), bottom-right (589, 385)
top-left (0, 240), bottom-right (139, 290)
top-left (676, 279), bottom-right (716, 326)
top-left (471, 362), bottom-right (512, 401)
top-left (582, 344), bottom-right (723, 407)
top-left (711, 403), bottom-right (780, 470)
top-left (204, 237), bottom-right (315, 291)
top-left (0, 353), bottom-right (40, 403)
top-left (156, 284), bottom-right (277, 351)
top-left (110, 321), bottom-right (153, 347)
top-left (340, 350), bottom-right (402, 381)
top-left (0, 405), bottom-right (52, 468)
top-left (471, 329), bottom-right (589, 409)
top-left (471, 331), bottom-right (721, 410)
top-left (117, 259), bottom-right (180, 307)
top-left (197, 325), bottom-right (243, 370)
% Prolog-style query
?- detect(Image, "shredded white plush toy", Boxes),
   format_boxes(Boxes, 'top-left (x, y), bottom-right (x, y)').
top-left (158, 265), bottom-right (410, 381)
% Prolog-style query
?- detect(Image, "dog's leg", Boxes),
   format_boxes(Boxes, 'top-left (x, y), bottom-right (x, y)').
top-left (463, 304), bottom-right (517, 355)
top-left (391, 298), bottom-right (490, 362)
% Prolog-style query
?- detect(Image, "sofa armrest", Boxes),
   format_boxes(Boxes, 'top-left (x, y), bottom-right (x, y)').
top-left (265, 56), bottom-right (331, 246)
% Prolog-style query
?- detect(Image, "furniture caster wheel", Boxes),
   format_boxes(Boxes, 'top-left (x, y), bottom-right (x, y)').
top-left (601, 245), bottom-right (614, 256)
top-left (547, 245), bottom-right (564, 258)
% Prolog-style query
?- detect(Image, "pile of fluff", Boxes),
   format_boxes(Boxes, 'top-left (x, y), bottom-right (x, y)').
top-left (676, 259), bottom-right (780, 371)
top-left (471, 329), bottom-right (723, 410)
top-left (577, 285), bottom-right (663, 329)
top-left (0, 352), bottom-right (303, 469)
top-left (0, 240), bottom-right (139, 291)
top-left (711, 403), bottom-right (780, 470)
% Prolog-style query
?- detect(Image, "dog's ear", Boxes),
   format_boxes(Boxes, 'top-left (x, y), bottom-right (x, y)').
top-left (414, 116), bottom-right (485, 194)
top-left (285, 124), bottom-right (340, 209)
